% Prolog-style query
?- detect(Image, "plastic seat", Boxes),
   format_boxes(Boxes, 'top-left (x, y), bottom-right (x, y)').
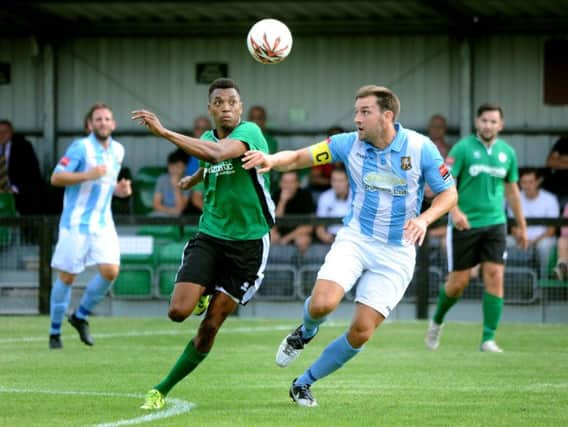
top-left (0, 193), bottom-right (17, 246)
top-left (155, 242), bottom-right (186, 298)
top-left (112, 236), bottom-right (155, 298)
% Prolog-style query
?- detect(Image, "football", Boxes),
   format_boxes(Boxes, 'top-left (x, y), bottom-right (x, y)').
top-left (246, 18), bottom-right (293, 64)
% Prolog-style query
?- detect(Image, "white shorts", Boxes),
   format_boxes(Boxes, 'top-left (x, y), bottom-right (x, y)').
top-left (317, 227), bottom-right (416, 318)
top-left (51, 227), bottom-right (120, 275)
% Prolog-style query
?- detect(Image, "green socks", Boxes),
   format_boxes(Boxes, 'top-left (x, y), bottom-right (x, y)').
top-left (155, 339), bottom-right (208, 396)
top-left (432, 287), bottom-right (459, 325)
top-left (482, 292), bottom-right (503, 342)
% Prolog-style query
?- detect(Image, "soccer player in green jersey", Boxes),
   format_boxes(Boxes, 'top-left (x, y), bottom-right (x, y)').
top-left (131, 78), bottom-right (275, 410)
top-left (425, 103), bottom-right (528, 353)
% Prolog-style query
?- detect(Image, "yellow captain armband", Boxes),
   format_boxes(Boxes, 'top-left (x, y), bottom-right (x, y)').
top-left (309, 140), bottom-right (333, 166)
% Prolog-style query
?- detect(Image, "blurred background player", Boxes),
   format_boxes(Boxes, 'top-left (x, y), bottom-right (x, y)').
top-left (48, 103), bottom-right (132, 349)
top-left (425, 103), bottom-right (527, 353)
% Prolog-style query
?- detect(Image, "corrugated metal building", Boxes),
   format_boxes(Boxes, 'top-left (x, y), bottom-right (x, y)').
top-left (1, 1), bottom-right (568, 175)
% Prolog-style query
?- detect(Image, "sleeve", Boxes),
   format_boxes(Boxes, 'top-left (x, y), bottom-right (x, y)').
top-left (506, 147), bottom-right (519, 183)
top-left (422, 140), bottom-right (454, 194)
top-left (53, 140), bottom-right (85, 174)
top-left (308, 132), bottom-right (355, 166)
top-left (230, 122), bottom-right (268, 153)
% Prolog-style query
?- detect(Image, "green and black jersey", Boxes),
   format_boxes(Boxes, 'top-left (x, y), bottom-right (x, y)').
top-left (198, 121), bottom-right (275, 240)
top-left (447, 134), bottom-right (519, 229)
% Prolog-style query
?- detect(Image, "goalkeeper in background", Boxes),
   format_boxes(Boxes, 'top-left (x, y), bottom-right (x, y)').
top-left (425, 103), bottom-right (527, 353)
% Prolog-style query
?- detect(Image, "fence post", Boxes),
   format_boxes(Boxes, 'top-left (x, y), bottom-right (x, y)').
top-left (38, 216), bottom-right (53, 314)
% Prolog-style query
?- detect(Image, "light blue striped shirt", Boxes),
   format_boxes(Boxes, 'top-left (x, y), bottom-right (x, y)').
top-left (53, 133), bottom-right (125, 234)
top-left (326, 123), bottom-right (453, 245)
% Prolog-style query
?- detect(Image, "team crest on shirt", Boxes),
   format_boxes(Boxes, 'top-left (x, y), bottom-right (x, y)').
top-left (400, 156), bottom-right (412, 170)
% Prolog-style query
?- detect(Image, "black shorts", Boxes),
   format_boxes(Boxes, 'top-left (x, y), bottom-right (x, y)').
top-left (175, 232), bottom-right (270, 305)
top-left (448, 224), bottom-right (506, 271)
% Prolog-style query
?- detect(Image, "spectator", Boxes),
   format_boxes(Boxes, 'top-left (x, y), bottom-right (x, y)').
top-left (272, 171), bottom-right (315, 253)
top-left (315, 166), bottom-right (351, 244)
top-left (427, 114), bottom-right (451, 159)
top-left (553, 203), bottom-right (568, 281)
top-left (507, 168), bottom-right (559, 278)
top-left (151, 150), bottom-right (191, 217)
top-left (544, 136), bottom-right (568, 209)
top-left (0, 119), bottom-right (46, 216)
top-left (422, 114), bottom-right (451, 248)
top-left (183, 115), bottom-right (212, 176)
top-left (308, 126), bottom-right (345, 202)
top-left (248, 105), bottom-right (278, 154)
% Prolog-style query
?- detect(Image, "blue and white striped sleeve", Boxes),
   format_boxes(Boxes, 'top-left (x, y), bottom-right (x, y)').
top-left (53, 140), bottom-right (85, 174)
top-left (421, 140), bottom-right (454, 194)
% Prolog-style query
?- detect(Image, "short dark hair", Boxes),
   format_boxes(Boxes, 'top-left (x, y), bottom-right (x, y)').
top-left (86, 103), bottom-right (113, 121)
top-left (208, 78), bottom-right (240, 100)
top-left (519, 167), bottom-right (540, 179)
top-left (477, 103), bottom-right (503, 119)
top-left (167, 149), bottom-right (188, 165)
top-left (355, 85), bottom-right (400, 120)
top-left (0, 120), bottom-right (14, 131)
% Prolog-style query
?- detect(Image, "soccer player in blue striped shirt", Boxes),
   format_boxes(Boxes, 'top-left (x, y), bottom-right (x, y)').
top-left (242, 85), bottom-right (457, 407)
top-left (48, 103), bottom-right (132, 349)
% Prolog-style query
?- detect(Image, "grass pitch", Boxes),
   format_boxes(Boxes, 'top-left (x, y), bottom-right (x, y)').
top-left (1, 316), bottom-right (567, 426)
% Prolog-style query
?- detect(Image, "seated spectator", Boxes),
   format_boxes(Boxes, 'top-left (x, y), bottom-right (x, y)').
top-left (543, 136), bottom-right (568, 209)
top-left (272, 171), bottom-right (315, 253)
top-left (150, 150), bottom-right (191, 217)
top-left (315, 166), bottom-right (351, 244)
top-left (553, 203), bottom-right (568, 281)
top-left (507, 168), bottom-right (559, 278)
top-left (307, 126), bottom-right (345, 203)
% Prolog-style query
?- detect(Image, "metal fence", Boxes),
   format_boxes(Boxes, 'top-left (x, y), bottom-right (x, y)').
top-left (1, 215), bottom-right (567, 322)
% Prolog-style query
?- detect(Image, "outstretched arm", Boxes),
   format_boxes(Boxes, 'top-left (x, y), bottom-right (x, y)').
top-left (242, 148), bottom-right (313, 173)
top-left (131, 110), bottom-right (245, 163)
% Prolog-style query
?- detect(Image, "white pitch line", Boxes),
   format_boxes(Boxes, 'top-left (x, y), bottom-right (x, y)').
top-left (0, 322), bottom-right (349, 345)
top-left (0, 388), bottom-right (194, 426)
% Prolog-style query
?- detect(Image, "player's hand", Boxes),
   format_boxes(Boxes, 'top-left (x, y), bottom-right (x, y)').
top-left (131, 109), bottom-right (165, 137)
top-left (451, 209), bottom-right (470, 231)
top-left (517, 228), bottom-right (529, 250)
top-left (403, 217), bottom-right (428, 246)
top-left (178, 175), bottom-right (194, 190)
top-left (87, 165), bottom-right (107, 180)
top-left (242, 150), bottom-right (274, 173)
top-left (116, 178), bottom-right (132, 197)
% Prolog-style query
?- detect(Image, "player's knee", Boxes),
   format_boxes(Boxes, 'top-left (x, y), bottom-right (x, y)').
top-left (347, 327), bottom-right (372, 348)
top-left (168, 305), bottom-right (190, 322)
top-left (309, 298), bottom-right (336, 318)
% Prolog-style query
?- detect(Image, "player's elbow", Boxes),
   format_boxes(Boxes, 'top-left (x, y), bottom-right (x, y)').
top-left (50, 173), bottom-right (64, 187)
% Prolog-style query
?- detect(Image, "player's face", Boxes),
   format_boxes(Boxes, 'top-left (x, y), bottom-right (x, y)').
top-left (208, 89), bottom-right (243, 131)
top-left (89, 108), bottom-right (116, 141)
top-left (354, 96), bottom-right (392, 143)
top-left (475, 110), bottom-right (503, 143)
top-left (520, 173), bottom-right (539, 198)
